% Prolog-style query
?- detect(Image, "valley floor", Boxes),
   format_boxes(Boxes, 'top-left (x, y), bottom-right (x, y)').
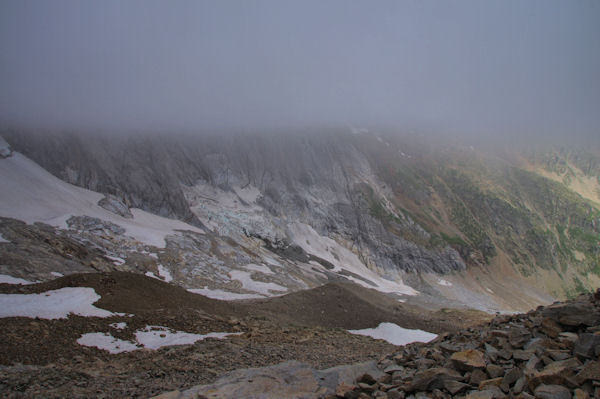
top-left (0, 272), bottom-right (490, 398)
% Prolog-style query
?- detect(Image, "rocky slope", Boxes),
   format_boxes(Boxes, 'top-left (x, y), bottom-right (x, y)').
top-left (0, 272), bottom-right (486, 398)
top-left (153, 289), bottom-right (600, 399)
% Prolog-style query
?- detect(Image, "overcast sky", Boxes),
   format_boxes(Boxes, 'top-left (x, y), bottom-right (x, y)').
top-left (0, 0), bottom-right (598, 140)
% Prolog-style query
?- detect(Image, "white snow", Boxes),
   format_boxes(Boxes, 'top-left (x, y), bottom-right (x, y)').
top-left (145, 271), bottom-right (161, 280)
top-left (348, 322), bottom-right (437, 346)
top-left (244, 263), bottom-right (274, 275)
top-left (289, 223), bottom-right (417, 296)
top-left (135, 325), bottom-right (242, 349)
top-left (77, 326), bottom-right (241, 353)
top-left (0, 233), bottom-right (9, 243)
top-left (105, 255), bottom-right (125, 265)
top-left (0, 152), bottom-right (203, 247)
top-left (77, 332), bottom-right (139, 354)
top-left (187, 287), bottom-right (265, 300)
top-left (50, 271), bottom-right (64, 277)
top-left (110, 322), bottom-right (127, 330)
top-left (437, 279), bottom-right (452, 287)
top-left (0, 274), bottom-right (34, 285)
top-left (229, 270), bottom-right (287, 296)
top-left (0, 287), bottom-right (122, 319)
top-left (157, 264), bottom-right (173, 282)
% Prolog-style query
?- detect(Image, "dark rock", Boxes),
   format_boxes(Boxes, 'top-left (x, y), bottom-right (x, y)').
top-left (98, 195), bottom-right (133, 218)
top-left (514, 350), bottom-right (533, 361)
top-left (575, 361), bottom-right (600, 384)
top-left (479, 377), bottom-right (503, 390)
top-left (450, 349), bottom-right (486, 371)
top-left (469, 369), bottom-right (489, 385)
top-left (513, 376), bottom-right (527, 394)
top-left (486, 364), bottom-right (504, 379)
top-left (541, 302), bottom-right (600, 327)
top-left (533, 384), bottom-right (571, 399)
top-left (358, 373), bottom-right (378, 385)
top-left (500, 367), bottom-right (522, 392)
top-left (573, 334), bottom-right (600, 359)
top-left (408, 368), bottom-right (462, 392)
top-left (443, 380), bottom-right (470, 395)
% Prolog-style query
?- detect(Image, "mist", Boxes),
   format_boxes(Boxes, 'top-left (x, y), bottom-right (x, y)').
top-left (1, 0), bottom-right (598, 142)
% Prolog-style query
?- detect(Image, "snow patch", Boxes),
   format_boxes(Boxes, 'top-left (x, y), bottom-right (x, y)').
top-left (0, 287), bottom-right (123, 319)
top-left (437, 279), bottom-right (452, 287)
top-left (289, 223), bottom-right (417, 296)
top-left (135, 325), bottom-right (242, 349)
top-left (105, 255), bottom-right (125, 265)
top-left (229, 270), bottom-right (287, 296)
top-left (187, 287), bottom-right (265, 300)
top-left (50, 271), bottom-right (64, 277)
top-left (145, 271), bottom-right (161, 280)
top-left (0, 233), bottom-right (9, 243)
top-left (348, 322), bottom-right (437, 346)
top-left (157, 264), bottom-right (173, 282)
top-left (110, 322), bottom-right (127, 330)
top-left (77, 332), bottom-right (139, 354)
top-left (78, 326), bottom-right (241, 353)
top-left (0, 274), bottom-right (34, 285)
top-left (0, 152), bottom-right (202, 247)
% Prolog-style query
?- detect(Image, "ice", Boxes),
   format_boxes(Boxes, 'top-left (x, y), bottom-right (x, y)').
top-left (187, 287), bottom-right (265, 300)
top-left (157, 264), bottom-right (173, 282)
top-left (135, 325), bottom-right (242, 350)
top-left (0, 274), bottom-right (34, 285)
top-left (0, 287), bottom-right (122, 319)
top-left (77, 332), bottom-right (139, 354)
top-left (289, 222), bottom-right (417, 295)
top-left (244, 263), bottom-right (274, 275)
top-left (229, 270), bottom-right (287, 296)
top-left (348, 322), bottom-right (437, 346)
top-left (0, 152), bottom-right (203, 247)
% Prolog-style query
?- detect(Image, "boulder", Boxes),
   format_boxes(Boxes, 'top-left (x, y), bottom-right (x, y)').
top-left (407, 368), bottom-right (463, 392)
top-left (541, 302), bottom-right (600, 327)
top-left (451, 349), bottom-right (486, 371)
top-left (533, 384), bottom-right (571, 399)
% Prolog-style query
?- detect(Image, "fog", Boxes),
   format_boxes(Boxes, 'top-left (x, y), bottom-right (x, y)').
top-left (0, 1), bottom-right (598, 142)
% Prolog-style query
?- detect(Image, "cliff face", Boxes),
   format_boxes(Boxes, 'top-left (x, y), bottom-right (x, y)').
top-left (4, 130), bottom-right (599, 299)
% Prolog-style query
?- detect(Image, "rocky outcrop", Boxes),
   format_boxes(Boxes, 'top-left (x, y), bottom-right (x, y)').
top-left (152, 360), bottom-right (384, 399)
top-left (334, 290), bottom-right (600, 399)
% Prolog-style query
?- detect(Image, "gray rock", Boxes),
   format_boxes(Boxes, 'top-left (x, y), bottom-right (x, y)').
top-left (98, 194), bottom-right (133, 218)
top-left (534, 384), bottom-right (571, 399)
top-left (175, 360), bottom-right (383, 399)
top-left (541, 302), bottom-right (600, 327)
top-left (573, 334), bottom-right (600, 359)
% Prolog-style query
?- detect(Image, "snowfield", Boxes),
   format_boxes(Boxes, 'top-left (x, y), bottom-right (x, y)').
top-left (0, 287), bottom-right (123, 319)
top-left (77, 325), bottom-right (241, 353)
top-left (289, 223), bottom-right (417, 296)
top-left (187, 287), bottom-right (265, 300)
top-left (0, 274), bottom-right (34, 285)
top-left (0, 151), bottom-right (203, 247)
top-left (348, 322), bottom-right (437, 346)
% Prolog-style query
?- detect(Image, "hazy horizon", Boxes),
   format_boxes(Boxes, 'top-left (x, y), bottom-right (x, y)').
top-left (1, 1), bottom-right (599, 142)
